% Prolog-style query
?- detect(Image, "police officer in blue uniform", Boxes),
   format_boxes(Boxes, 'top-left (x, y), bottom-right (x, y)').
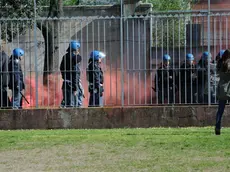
top-left (204, 50), bottom-right (226, 104)
top-left (87, 50), bottom-right (105, 107)
top-left (0, 46), bottom-right (10, 108)
top-left (180, 53), bottom-right (197, 104)
top-left (60, 40), bottom-right (82, 107)
top-left (197, 51), bottom-right (212, 103)
top-left (73, 50), bottom-right (84, 107)
top-left (154, 54), bottom-right (176, 104)
top-left (8, 48), bottom-right (25, 109)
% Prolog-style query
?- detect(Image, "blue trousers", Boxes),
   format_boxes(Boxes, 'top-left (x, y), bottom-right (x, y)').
top-left (215, 100), bottom-right (227, 130)
top-left (74, 90), bottom-right (84, 107)
top-left (11, 89), bottom-right (22, 109)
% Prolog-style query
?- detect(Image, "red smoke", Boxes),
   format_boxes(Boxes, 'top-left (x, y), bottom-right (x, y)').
top-left (22, 74), bottom-right (63, 108)
top-left (21, 68), bottom-right (153, 108)
top-left (103, 70), bottom-right (152, 106)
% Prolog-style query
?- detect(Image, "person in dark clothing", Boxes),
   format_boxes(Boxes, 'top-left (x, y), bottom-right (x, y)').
top-left (0, 48), bottom-right (10, 108)
top-left (154, 54), bottom-right (176, 104)
top-left (60, 40), bottom-right (82, 107)
top-left (73, 54), bottom-right (84, 107)
top-left (87, 50), bottom-right (105, 107)
top-left (215, 50), bottom-right (225, 66)
top-left (215, 49), bottom-right (230, 135)
top-left (204, 50), bottom-right (225, 104)
top-left (180, 53), bottom-right (197, 104)
top-left (8, 48), bottom-right (25, 109)
top-left (197, 51), bottom-right (212, 104)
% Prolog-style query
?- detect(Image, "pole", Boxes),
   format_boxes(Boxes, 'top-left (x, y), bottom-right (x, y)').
top-left (207, 0), bottom-right (211, 105)
top-left (34, 0), bottom-right (38, 108)
top-left (120, 0), bottom-right (124, 106)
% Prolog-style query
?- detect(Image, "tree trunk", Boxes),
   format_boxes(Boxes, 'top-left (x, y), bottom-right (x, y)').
top-left (42, 0), bottom-right (63, 85)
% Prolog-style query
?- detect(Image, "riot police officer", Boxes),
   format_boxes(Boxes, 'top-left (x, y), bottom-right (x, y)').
top-left (204, 50), bottom-right (225, 104)
top-left (180, 53), bottom-right (197, 104)
top-left (197, 51), bottom-right (212, 103)
top-left (87, 50), bottom-right (105, 107)
top-left (73, 55), bottom-right (84, 107)
top-left (60, 40), bottom-right (82, 107)
top-left (8, 48), bottom-right (25, 109)
top-left (0, 45), bottom-right (10, 108)
top-left (154, 54), bottom-right (176, 104)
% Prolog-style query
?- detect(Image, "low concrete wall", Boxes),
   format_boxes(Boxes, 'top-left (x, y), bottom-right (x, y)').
top-left (0, 106), bottom-right (228, 130)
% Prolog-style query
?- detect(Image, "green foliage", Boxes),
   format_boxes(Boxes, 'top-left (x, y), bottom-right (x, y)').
top-left (150, 0), bottom-right (191, 47)
top-left (0, 0), bottom-right (45, 42)
top-left (149, 0), bottom-right (190, 11)
top-left (153, 16), bottom-right (188, 47)
top-left (0, 0), bottom-right (44, 18)
top-left (63, 0), bottom-right (79, 5)
top-left (79, 0), bottom-right (120, 5)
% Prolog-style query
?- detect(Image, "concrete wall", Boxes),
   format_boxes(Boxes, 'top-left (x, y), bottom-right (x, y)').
top-left (0, 106), bottom-right (229, 130)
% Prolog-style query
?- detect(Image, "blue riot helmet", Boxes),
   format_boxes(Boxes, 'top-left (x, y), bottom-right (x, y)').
top-left (201, 51), bottom-right (212, 61)
top-left (186, 53), bottom-right (194, 61)
top-left (163, 54), bottom-right (171, 61)
top-left (162, 54), bottom-right (171, 66)
top-left (200, 51), bottom-right (212, 67)
top-left (217, 50), bottom-right (225, 59)
top-left (90, 50), bottom-right (106, 61)
top-left (186, 53), bottom-right (194, 65)
top-left (70, 40), bottom-right (80, 51)
top-left (13, 48), bottom-right (24, 58)
top-left (69, 40), bottom-right (80, 57)
top-left (90, 50), bottom-right (100, 60)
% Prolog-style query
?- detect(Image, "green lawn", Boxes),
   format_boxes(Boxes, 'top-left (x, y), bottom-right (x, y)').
top-left (0, 127), bottom-right (230, 172)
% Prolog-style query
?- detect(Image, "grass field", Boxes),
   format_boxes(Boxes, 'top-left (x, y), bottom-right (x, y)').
top-left (0, 127), bottom-right (230, 172)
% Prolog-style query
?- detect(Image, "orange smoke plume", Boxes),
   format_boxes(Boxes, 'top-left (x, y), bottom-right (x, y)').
top-left (21, 67), bottom-right (153, 108)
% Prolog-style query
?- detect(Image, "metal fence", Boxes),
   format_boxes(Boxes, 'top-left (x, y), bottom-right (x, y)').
top-left (0, 11), bottom-right (230, 108)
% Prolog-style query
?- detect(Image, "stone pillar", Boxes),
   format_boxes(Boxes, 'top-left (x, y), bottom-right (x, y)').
top-left (123, 0), bottom-right (141, 17)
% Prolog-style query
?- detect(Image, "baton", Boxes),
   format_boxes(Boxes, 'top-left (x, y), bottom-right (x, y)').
top-left (20, 92), bottom-right (30, 104)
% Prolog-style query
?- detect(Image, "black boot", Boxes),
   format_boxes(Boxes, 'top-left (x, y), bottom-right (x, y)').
top-left (215, 127), bottom-right (221, 135)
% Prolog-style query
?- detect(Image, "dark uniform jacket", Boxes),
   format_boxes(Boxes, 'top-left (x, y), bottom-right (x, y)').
top-left (154, 65), bottom-right (175, 93)
top-left (60, 52), bottom-right (81, 91)
top-left (180, 62), bottom-right (197, 89)
top-left (87, 60), bottom-right (104, 93)
top-left (8, 56), bottom-right (25, 91)
top-left (0, 51), bottom-right (9, 89)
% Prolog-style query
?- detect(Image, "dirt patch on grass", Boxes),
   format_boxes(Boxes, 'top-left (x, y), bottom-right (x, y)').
top-left (0, 144), bottom-right (152, 172)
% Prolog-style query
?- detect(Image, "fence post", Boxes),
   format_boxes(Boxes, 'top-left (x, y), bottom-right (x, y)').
top-left (120, 0), bottom-right (124, 106)
top-left (207, 0), bottom-right (211, 105)
top-left (33, 0), bottom-right (38, 108)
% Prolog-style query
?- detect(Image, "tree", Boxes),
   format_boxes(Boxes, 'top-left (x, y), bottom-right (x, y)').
top-left (0, 0), bottom-right (44, 42)
top-left (0, 0), bottom-right (66, 84)
top-left (149, 0), bottom-right (192, 47)
top-left (39, 0), bottom-right (63, 84)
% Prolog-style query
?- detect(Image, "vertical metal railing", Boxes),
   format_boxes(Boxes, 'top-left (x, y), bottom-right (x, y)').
top-left (33, 0), bottom-right (39, 108)
top-left (120, 0), bottom-right (124, 106)
top-left (1, 10), bottom-right (230, 108)
top-left (207, 0), bottom-right (211, 105)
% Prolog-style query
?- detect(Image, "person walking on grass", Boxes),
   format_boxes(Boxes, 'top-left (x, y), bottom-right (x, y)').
top-left (215, 49), bottom-right (230, 135)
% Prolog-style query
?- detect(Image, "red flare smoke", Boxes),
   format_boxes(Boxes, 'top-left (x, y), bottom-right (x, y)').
top-left (21, 69), bottom-right (153, 108)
